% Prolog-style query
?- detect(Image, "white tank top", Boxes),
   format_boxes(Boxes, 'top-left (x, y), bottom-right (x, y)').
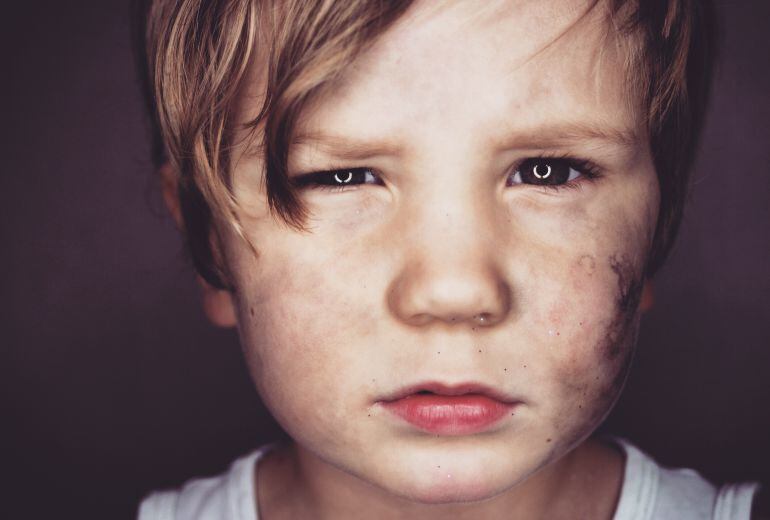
top-left (138, 436), bottom-right (760, 519)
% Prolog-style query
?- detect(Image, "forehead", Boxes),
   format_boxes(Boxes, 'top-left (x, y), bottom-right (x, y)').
top-left (296, 0), bottom-right (639, 151)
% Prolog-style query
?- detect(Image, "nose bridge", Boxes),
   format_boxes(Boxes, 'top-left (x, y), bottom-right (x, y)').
top-left (386, 172), bottom-right (512, 329)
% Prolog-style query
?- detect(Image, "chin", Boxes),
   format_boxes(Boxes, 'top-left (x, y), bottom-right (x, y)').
top-left (389, 474), bottom-right (511, 505)
top-left (371, 454), bottom-right (517, 506)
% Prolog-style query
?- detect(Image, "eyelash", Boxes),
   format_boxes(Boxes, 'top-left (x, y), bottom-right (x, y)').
top-left (291, 155), bottom-right (602, 194)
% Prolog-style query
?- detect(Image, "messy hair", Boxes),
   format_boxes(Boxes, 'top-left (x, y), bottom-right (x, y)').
top-left (135, 0), bottom-right (715, 289)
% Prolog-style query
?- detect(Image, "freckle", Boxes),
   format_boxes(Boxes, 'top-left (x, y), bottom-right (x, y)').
top-left (579, 321), bottom-right (583, 326)
top-left (437, 351), bottom-right (440, 354)
top-left (249, 307), bottom-right (255, 317)
top-left (547, 438), bottom-right (552, 443)
top-left (478, 349), bottom-right (482, 353)
top-left (367, 414), bottom-right (371, 417)
top-left (556, 332), bottom-right (560, 336)
top-left (523, 365), bottom-right (527, 368)
top-left (504, 368), bottom-right (507, 371)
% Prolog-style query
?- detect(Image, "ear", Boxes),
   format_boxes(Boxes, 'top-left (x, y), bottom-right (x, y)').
top-left (198, 275), bottom-right (238, 328)
top-left (159, 162), bottom-right (238, 328)
top-left (640, 279), bottom-right (654, 313)
top-left (159, 162), bottom-right (184, 230)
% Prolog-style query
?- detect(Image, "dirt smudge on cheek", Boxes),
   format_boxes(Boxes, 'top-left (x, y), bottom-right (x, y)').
top-left (604, 254), bottom-right (644, 361)
top-left (550, 253), bottom-right (644, 445)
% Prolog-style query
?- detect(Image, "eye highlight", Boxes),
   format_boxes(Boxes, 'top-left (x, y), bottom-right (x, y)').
top-left (507, 157), bottom-right (600, 192)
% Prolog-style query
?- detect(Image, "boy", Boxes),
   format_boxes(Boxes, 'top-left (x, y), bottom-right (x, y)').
top-left (137, 0), bottom-right (765, 518)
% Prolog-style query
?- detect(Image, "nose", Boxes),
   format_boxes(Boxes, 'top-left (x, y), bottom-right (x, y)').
top-left (386, 208), bottom-right (512, 329)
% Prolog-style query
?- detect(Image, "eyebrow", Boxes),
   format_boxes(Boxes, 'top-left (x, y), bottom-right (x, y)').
top-left (498, 121), bottom-right (639, 149)
top-left (290, 121), bottom-right (639, 161)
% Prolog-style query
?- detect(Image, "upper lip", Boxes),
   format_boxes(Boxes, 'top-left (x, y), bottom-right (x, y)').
top-left (378, 381), bottom-right (520, 404)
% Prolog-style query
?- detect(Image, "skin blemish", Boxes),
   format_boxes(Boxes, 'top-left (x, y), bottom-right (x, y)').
top-left (578, 254), bottom-right (596, 275)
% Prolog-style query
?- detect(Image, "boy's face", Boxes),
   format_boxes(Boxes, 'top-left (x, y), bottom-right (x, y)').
top-left (220, 0), bottom-right (657, 504)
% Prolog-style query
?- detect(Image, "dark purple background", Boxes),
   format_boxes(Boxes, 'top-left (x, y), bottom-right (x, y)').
top-left (2, 1), bottom-right (768, 518)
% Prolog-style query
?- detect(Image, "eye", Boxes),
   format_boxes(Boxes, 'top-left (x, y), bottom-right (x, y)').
top-left (507, 157), bottom-right (598, 189)
top-left (291, 167), bottom-right (381, 192)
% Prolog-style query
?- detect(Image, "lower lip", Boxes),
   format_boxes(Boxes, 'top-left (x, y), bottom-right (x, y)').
top-left (380, 394), bottom-right (517, 435)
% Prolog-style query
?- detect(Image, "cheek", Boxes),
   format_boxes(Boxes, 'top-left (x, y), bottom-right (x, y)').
top-left (542, 250), bottom-right (645, 445)
top-left (230, 240), bottom-right (382, 442)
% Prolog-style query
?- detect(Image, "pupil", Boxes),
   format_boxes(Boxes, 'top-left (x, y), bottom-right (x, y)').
top-left (522, 159), bottom-right (569, 185)
top-left (335, 171), bottom-right (353, 184)
top-left (533, 164), bottom-right (551, 179)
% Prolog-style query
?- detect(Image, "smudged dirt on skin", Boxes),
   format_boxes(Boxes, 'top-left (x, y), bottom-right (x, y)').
top-left (549, 253), bottom-right (645, 455)
top-left (604, 254), bottom-right (644, 361)
top-left (585, 253), bottom-right (643, 403)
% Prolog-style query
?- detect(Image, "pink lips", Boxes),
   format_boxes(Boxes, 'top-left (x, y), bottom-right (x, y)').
top-left (378, 382), bottom-right (520, 435)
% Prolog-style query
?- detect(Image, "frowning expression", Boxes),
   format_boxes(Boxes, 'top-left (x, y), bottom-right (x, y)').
top-left (222, 0), bottom-right (658, 504)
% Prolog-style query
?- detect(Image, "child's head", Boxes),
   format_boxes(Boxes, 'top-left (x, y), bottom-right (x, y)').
top-left (141, 0), bottom-right (714, 505)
